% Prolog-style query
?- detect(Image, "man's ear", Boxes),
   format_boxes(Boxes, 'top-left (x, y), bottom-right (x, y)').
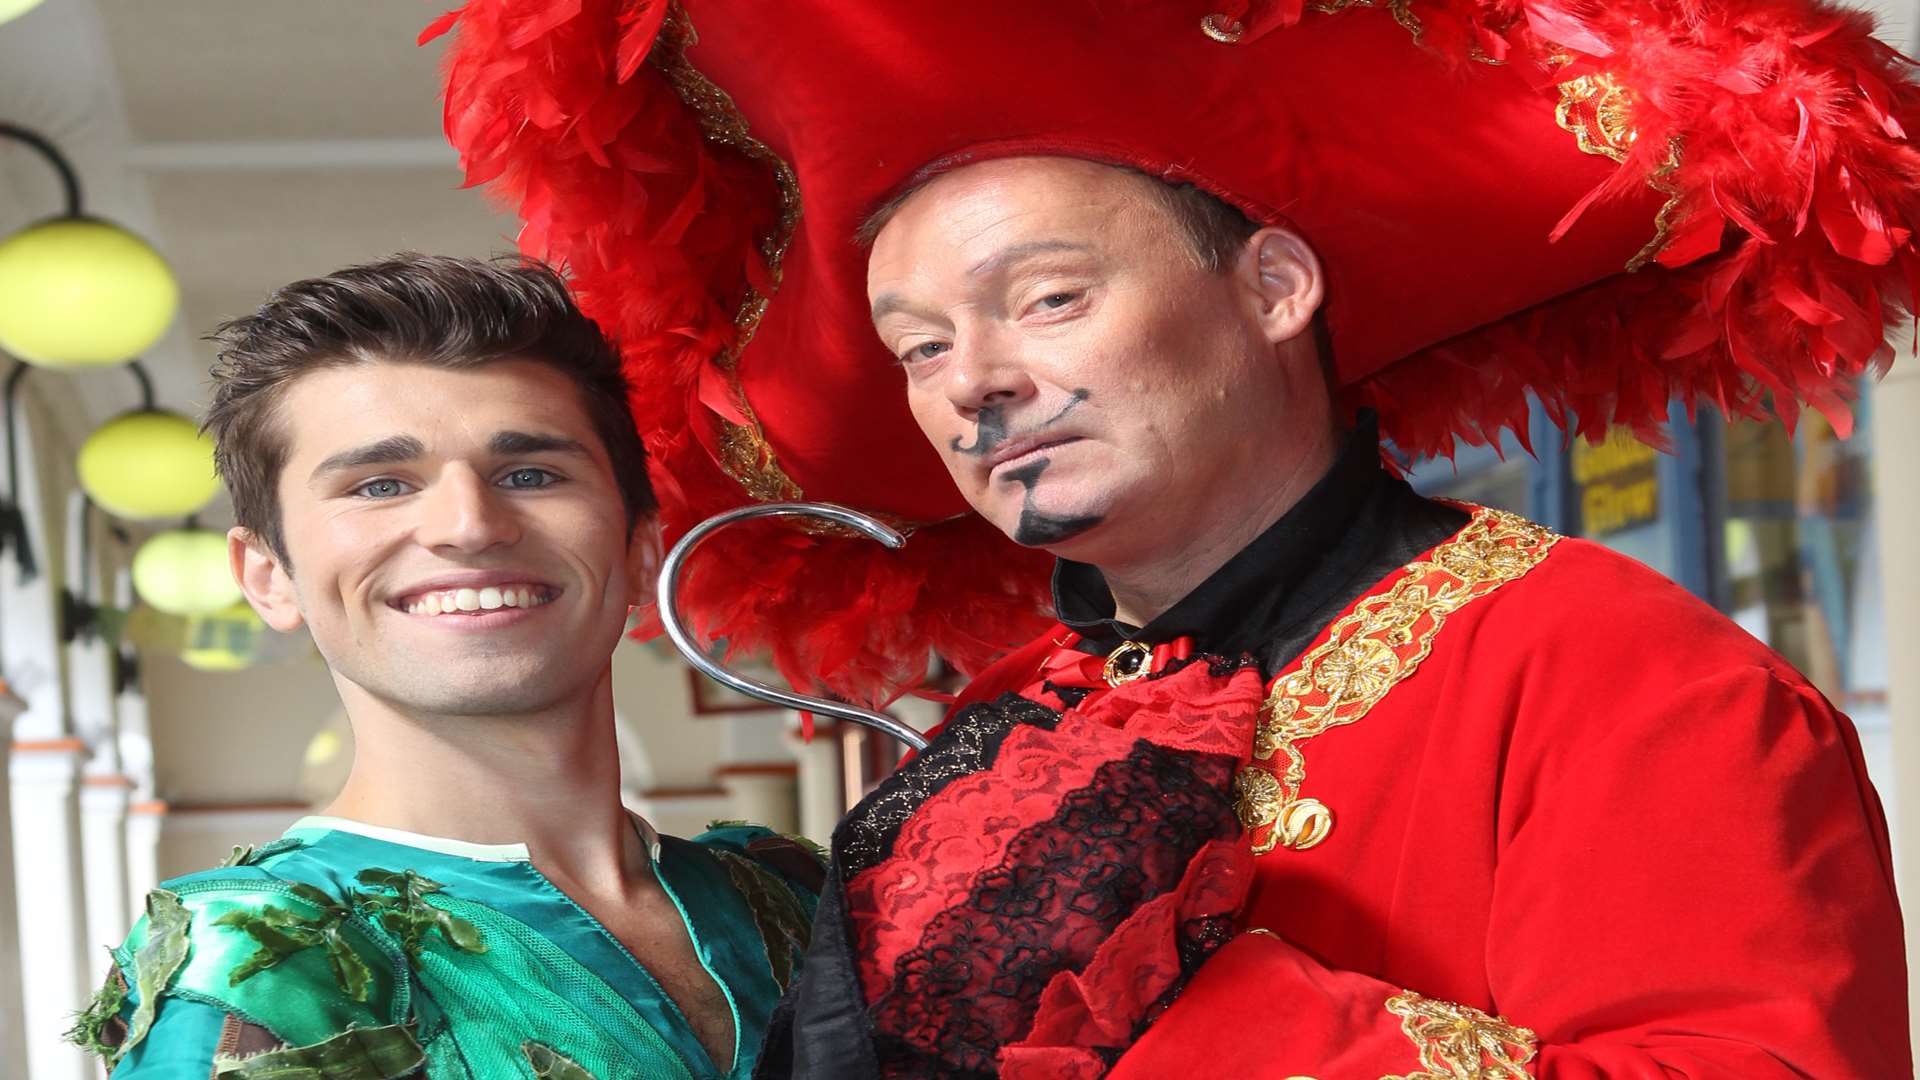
top-left (229, 527), bottom-right (304, 633)
top-left (624, 516), bottom-right (665, 608)
top-left (1238, 226), bottom-right (1325, 347)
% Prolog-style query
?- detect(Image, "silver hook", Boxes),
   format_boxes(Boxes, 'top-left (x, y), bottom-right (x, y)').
top-left (656, 502), bottom-right (929, 751)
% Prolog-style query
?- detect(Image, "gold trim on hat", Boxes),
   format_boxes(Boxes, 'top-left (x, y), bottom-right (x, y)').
top-left (651, 3), bottom-right (807, 506)
top-left (1553, 67), bottom-right (1687, 271)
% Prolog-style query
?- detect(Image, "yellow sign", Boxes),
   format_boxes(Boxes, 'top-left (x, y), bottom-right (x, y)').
top-left (1571, 429), bottom-right (1659, 537)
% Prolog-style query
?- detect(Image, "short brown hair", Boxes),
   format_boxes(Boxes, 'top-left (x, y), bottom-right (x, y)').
top-left (204, 253), bottom-right (655, 564)
top-left (856, 163), bottom-right (1260, 272)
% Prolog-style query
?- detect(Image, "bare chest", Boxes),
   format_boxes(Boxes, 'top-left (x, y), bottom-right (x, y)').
top-left (582, 885), bottom-right (737, 1073)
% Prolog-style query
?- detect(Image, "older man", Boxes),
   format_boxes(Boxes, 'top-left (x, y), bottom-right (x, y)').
top-left (435, 2), bottom-right (1917, 1075)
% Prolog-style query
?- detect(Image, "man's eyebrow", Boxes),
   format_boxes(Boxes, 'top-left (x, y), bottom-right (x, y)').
top-left (870, 240), bottom-right (1095, 323)
top-left (309, 435), bottom-right (426, 483)
top-left (966, 240), bottom-right (1093, 279)
top-left (487, 430), bottom-right (593, 459)
top-left (870, 292), bottom-right (918, 323)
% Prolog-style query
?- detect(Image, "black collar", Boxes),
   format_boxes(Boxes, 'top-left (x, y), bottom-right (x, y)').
top-left (1053, 412), bottom-right (1433, 664)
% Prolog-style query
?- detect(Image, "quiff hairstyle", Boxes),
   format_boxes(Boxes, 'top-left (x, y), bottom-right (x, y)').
top-left (204, 253), bottom-right (656, 564)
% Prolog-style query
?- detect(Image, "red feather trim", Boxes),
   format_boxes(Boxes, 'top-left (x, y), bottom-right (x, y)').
top-left (1353, 0), bottom-right (1920, 461)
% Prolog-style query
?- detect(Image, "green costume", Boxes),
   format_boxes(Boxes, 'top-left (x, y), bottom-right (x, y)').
top-left (71, 815), bottom-right (821, 1080)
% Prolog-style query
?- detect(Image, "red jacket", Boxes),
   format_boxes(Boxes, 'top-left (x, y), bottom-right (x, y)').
top-left (963, 508), bottom-right (1908, 1077)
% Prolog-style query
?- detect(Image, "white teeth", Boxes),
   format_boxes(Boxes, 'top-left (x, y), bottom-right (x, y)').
top-left (402, 584), bottom-right (552, 615)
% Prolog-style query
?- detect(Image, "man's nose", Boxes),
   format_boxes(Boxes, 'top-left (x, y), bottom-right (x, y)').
top-left (414, 466), bottom-right (520, 553)
top-left (943, 330), bottom-right (1037, 413)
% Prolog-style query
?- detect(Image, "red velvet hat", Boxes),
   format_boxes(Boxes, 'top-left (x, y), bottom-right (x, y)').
top-left (427, 0), bottom-right (1920, 704)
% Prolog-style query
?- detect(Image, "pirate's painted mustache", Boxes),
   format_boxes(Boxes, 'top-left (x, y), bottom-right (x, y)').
top-left (950, 388), bottom-right (1091, 457)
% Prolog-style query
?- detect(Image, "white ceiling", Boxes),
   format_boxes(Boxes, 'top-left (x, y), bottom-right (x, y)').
top-left (0, 0), bottom-right (514, 448)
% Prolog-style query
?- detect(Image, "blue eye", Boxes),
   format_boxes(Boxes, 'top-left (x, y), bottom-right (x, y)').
top-left (1038, 292), bottom-right (1078, 309)
top-left (502, 468), bottom-right (557, 488)
top-left (902, 341), bottom-right (951, 364)
top-left (355, 478), bottom-right (409, 499)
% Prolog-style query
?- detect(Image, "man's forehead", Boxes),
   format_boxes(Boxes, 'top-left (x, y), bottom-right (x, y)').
top-left (892, 160), bottom-right (1143, 240)
top-left (276, 359), bottom-right (593, 464)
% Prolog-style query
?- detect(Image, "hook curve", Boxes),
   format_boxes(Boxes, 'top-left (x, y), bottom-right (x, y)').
top-left (655, 501), bottom-right (929, 751)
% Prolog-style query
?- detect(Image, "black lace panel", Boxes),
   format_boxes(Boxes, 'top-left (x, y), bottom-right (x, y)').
top-left (867, 739), bottom-right (1241, 1077)
top-left (834, 693), bottom-right (1062, 881)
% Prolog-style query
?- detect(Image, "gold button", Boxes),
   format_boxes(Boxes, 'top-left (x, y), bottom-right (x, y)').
top-left (1201, 13), bottom-right (1247, 43)
top-left (1102, 640), bottom-right (1153, 687)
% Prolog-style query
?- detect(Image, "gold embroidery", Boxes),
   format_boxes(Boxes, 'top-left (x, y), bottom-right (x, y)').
top-left (1382, 990), bottom-right (1538, 1080)
top-left (650, 4), bottom-right (810, 507)
top-left (1553, 67), bottom-right (1687, 271)
top-left (1310, 0), bottom-right (1426, 45)
top-left (1235, 505), bottom-right (1559, 854)
top-left (1201, 13), bottom-right (1247, 43)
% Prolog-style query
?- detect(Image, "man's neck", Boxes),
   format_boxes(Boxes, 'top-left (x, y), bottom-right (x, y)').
top-left (1102, 432), bottom-right (1339, 628)
top-left (323, 670), bottom-right (647, 893)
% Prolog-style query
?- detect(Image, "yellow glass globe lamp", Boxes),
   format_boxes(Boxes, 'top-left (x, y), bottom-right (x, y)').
top-left (180, 602), bottom-right (263, 672)
top-left (132, 528), bottom-right (241, 617)
top-left (0, 218), bottom-right (179, 368)
top-left (0, 0), bottom-right (45, 25)
top-left (77, 410), bottom-right (219, 520)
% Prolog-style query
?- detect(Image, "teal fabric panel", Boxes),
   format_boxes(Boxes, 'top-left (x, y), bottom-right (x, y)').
top-left (107, 991), bottom-right (225, 1080)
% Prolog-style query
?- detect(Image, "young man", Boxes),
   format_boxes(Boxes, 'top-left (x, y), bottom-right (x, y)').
top-left (70, 255), bottom-right (820, 1080)
top-left (432, 2), bottom-right (1917, 1076)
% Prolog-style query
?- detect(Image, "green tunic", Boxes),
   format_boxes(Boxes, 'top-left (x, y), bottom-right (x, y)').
top-left (73, 816), bottom-right (820, 1080)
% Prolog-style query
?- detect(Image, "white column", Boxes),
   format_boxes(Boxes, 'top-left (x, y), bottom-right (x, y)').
top-left (68, 494), bottom-right (129, 961)
top-left (124, 800), bottom-right (164, 916)
top-left (2, 380), bottom-right (92, 1080)
top-left (113, 569), bottom-right (160, 913)
top-left (11, 741), bottom-right (93, 1080)
top-left (790, 721), bottom-right (844, 848)
top-left (0, 681), bottom-right (29, 1080)
top-left (1870, 345), bottom-right (1920, 1054)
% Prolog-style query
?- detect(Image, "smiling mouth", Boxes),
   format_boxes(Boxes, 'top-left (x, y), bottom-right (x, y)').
top-left (391, 584), bottom-right (559, 617)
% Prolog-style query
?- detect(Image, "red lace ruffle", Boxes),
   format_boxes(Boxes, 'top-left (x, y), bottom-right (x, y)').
top-left (848, 659), bottom-right (1264, 1015)
top-left (1000, 838), bottom-right (1255, 1079)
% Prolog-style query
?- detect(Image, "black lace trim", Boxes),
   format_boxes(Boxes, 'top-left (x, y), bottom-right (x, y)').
top-left (834, 692), bottom-right (1062, 880)
top-left (1154, 652), bottom-right (1262, 681)
top-left (1039, 679), bottom-right (1095, 710)
top-left (867, 739), bottom-right (1240, 1076)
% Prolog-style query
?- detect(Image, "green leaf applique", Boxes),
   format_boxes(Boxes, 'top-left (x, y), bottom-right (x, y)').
top-left (352, 869), bottom-right (487, 960)
top-left (120, 890), bottom-right (193, 1060)
top-left (64, 965), bottom-right (130, 1059)
top-left (522, 1040), bottom-right (601, 1080)
top-left (212, 1023), bottom-right (425, 1080)
top-left (711, 850), bottom-right (812, 991)
top-left (214, 885), bottom-right (372, 1002)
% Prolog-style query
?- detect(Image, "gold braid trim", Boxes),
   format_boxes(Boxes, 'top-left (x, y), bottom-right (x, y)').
top-left (1552, 67), bottom-right (1687, 271)
top-left (1382, 990), bottom-right (1538, 1079)
top-left (650, 3), bottom-right (806, 506)
top-left (1234, 505), bottom-right (1559, 854)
